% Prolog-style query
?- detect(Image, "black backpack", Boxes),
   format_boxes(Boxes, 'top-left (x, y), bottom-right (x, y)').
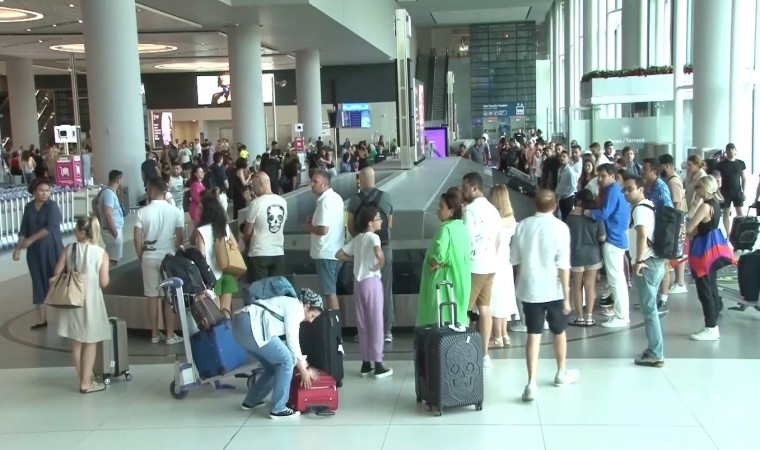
top-left (160, 253), bottom-right (209, 295)
top-left (176, 247), bottom-right (217, 289)
top-left (633, 204), bottom-right (687, 260)
top-left (355, 189), bottom-right (389, 245)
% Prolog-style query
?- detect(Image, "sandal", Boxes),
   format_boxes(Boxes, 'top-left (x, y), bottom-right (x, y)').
top-left (584, 316), bottom-right (596, 327)
top-left (570, 318), bottom-right (586, 327)
top-left (80, 380), bottom-right (106, 394)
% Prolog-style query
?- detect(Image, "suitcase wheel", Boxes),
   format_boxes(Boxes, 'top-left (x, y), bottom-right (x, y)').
top-left (475, 403), bottom-right (483, 411)
top-left (124, 372), bottom-right (133, 382)
top-left (169, 380), bottom-right (189, 400)
top-left (103, 377), bottom-right (111, 386)
top-left (336, 380), bottom-right (343, 388)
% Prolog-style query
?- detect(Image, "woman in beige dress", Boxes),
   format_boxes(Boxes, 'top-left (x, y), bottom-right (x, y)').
top-left (54, 215), bottom-right (111, 393)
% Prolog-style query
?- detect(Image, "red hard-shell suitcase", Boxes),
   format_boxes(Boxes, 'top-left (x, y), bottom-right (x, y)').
top-left (288, 369), bottom-right (339, 415)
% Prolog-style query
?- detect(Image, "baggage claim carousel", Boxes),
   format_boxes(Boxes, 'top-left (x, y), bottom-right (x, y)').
top-left (103, 158), bottom-right (537, 331)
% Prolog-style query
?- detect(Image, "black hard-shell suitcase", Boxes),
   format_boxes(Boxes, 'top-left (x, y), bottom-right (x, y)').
top-left (729, 210), bottom-right (759, 251)
top-left (506, 167), bottom-right (536, 197)
top-left (414, 281), bottom-right (484, 416)
top-left (94, 317), bottom-right (132, 385)
top-left (738, 250), bottom-right (760, 303)
top-left (300, 309), bottom-right (345, 387)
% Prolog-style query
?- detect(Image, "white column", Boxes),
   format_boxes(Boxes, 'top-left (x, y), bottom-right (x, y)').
top-left (81, 0), bottom-right (144, 197)
top-left (295, 49), bottom-right (323, 142)
top-left (551, 5), bottom-right (561, 136)
top-left (582, 0), bottom-right (597, 74)
top-left (754, 0), bottom-right (760, 172)
top-left (621, 0), bottom-right (648, 69)
top-left (729, 0), bottom-right (749, 160)
top-left (5, 57), bottom-right (38, 150)
top-left (672, 0), bottom-right (687, 164)
top-left (564, 0), bottom-right (573, 141)
top-left (228, 25), bottom-right (266, 156)
top-left (692, 0), bottom-right (732, 150)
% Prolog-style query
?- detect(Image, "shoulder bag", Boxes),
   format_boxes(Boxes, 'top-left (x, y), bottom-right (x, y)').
top-left (215, 231), bottom-right (247, 277)
top-left (44, 244), bottom-right (86, 309)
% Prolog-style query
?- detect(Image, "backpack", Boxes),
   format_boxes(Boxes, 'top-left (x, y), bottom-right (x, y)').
top-left (160, 253), bottom-right (209, 295)
top-left (92, 187), bottom-right (126, 221)
top-left (355, 189), bottom-right (389, 245)
top-left (633, 203), bottom-right (687, 260)
top-left (176, 247), bottom-right (217, 289)
top-left (243, 276), bottom-right (297, 306)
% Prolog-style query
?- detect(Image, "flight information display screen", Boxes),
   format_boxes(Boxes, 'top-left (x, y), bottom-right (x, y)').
top-left (341, 103), bottom-right (371, 128)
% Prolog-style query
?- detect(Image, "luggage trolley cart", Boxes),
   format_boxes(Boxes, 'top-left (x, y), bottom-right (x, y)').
top-left (159, 277), bottom-right (261, 400)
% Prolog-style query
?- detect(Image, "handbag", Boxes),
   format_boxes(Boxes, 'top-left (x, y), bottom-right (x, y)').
top-left (215, 233), bottom-right (247, 277)
top-left (44, 244), bottom-right (86, 309)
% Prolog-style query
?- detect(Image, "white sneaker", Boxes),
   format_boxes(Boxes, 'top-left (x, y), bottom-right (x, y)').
top-left (554, 368), bottom-right (580, 386)
top-left (166, 335), bottom-right (184, 345)
top-left (384, 333), bottom-right (393, 343)
top-left (668, 284), bottom-right (688, 295)
top-left (601, 317), bottom-right (630, 328)
top-left (600, 308), bottom-right (615, 317)
top-left (151, 333), bottom-right (166, 344)
top-left (482, 354), bottom-right (492, 368)
top-left (521, 383), bottom-right (537, 402)
top-left (510, 321), bottom-right (527, 333)
top-left (690, 327), bottom-right (720, 341)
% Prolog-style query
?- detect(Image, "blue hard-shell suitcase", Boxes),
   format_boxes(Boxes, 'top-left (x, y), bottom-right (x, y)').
top-left (190, 320), bottom-right (249, 379)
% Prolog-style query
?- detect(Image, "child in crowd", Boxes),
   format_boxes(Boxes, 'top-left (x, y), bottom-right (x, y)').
top-left (336, 205), bottom-right (392, 379)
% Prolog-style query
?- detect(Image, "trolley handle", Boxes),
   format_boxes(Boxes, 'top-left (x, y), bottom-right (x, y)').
top-left (434, 280), bottom-right (457, 328)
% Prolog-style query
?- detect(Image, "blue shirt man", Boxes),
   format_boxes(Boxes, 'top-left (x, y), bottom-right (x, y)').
top-left (641, 158), bottom-right (673, 210)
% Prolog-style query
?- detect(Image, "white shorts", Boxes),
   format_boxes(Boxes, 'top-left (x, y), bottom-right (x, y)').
top-left (101, 228), bottom-right (123, 262)
top-left (142, 257), bottom-right (163, 297)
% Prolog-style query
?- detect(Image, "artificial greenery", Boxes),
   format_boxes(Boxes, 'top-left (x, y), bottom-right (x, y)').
top-left (581, 65), bottom-right (693, 82)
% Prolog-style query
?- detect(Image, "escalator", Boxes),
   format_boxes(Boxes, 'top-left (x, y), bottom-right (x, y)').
top-left (36, 90), bottom-right (56, 143)
top-left (430, 51), bottom-right (449, 124)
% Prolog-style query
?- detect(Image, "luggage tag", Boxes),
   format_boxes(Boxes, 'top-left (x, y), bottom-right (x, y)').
top-left (446, 324), bottom-right (467, 332)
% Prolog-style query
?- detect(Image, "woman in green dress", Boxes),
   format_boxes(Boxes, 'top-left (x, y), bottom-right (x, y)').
top-left (416, 191), bottom-right (471, 327)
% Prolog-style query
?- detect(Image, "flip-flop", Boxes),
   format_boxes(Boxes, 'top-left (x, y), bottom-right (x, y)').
top-left (80, 381), bottom-right (106, 394)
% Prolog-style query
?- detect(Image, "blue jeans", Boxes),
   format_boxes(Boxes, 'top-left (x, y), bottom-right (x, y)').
top-left (231, 311), bottom-right (294, 412)
top-left (632, 259), bottom-right (665, 360)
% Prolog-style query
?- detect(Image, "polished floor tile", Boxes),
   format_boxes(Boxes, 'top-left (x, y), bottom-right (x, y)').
top-left (383, 425), bottom-right (545, 450)
top-left (73, 428), bottom-right (240, 450)
top-left (541, 425), bottom-right (717, 450)
top-left (0, 431), bottom-right (91, 450)
top-left (228, 426), bottom-right (390, 450)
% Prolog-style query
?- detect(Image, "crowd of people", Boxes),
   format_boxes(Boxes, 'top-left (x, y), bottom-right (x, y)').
top-left (5, 129), bottom-right (752, 408)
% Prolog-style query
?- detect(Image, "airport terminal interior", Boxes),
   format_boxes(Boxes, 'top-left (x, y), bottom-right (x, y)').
top-left (1, 0), bottom-right (760, 449)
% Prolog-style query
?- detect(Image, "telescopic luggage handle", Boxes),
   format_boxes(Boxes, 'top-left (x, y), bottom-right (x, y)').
top-left (435, 280), bottom-right (457, 328)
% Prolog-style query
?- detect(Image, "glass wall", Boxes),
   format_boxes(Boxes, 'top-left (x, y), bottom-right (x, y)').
top-left (469, 22), bottom-right (537, 138)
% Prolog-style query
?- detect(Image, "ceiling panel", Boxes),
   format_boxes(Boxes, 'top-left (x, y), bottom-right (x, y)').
top-left (431, 7), bottom-right (531, 25)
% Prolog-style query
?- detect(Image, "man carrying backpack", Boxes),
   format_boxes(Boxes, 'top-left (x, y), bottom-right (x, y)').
top-left (347, 168), bottom-right (395, 342)
top-left (622, 174), bottom-right (666, 367)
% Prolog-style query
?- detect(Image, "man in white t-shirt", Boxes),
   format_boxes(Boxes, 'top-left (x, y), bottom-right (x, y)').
top-left (510, 190), bottom-right (578, 402)
top-left (461, 172), bottom-right (502, 367)
top-left (244, 172), bottom-right (288, 282)
top-left (622, 174), bottom-right (666, 368)
top-left (590, 142), bottom-right (611, 167)
top-left (306, 170), bottom-right (345, 310)
top-left (134, 177), bottom-right (185, 346)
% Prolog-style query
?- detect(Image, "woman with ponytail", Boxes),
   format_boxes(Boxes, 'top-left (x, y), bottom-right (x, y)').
top-left (54, 215), bottom-right (112, 393)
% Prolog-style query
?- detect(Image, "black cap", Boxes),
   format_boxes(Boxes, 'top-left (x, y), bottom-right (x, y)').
top-left (658, 154), bottom-right (674, 165)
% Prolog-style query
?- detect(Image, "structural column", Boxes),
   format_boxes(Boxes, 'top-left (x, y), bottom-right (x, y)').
top-left (81, 0), bottom-right (144, 198)
top-left (729, 0), bottom-right (751, 161)
top-left (228, 25), bottom-right (266, 155)
top-left (582, 0), bottom-right (597, 74)
top-left (5, 57), bottom-right (38, 150)
top-left (672, 0), bottom-right (687, 164)
top-left (621, 0), bottom-right (648, 69)
top-left (295, 49), bottom-right (323, 142)
top-left (563, 0), bottom-right (573, 141)
top-left (692, 0), bottom-right (731, 151)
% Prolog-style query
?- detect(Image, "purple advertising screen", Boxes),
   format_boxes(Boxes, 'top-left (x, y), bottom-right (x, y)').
top-left (424, 127), bottom-right (448, 158)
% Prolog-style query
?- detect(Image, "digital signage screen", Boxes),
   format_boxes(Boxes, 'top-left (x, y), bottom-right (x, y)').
top-left (340, 103), bottom-right (371, 128)
top-left (424, 127), bottom-right (448, 158)
top-left (196, 73), bottom-right (274, 106)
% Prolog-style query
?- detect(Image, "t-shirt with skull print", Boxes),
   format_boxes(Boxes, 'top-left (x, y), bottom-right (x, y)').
top-left (245, 193), bottom-right (288, 257)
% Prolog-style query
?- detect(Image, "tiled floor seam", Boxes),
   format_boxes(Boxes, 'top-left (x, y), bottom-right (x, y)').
top-left (660, 367), bottom-right (721, 450)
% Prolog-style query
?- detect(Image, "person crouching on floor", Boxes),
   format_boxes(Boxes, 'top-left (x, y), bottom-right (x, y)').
top-left (336, 205), bottom-right (393, 379)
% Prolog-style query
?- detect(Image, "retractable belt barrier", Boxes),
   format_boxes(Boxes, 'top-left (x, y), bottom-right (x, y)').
top-left (0, 186), bottom-right (77, 250)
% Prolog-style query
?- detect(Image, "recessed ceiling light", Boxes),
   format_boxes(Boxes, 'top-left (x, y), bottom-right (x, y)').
top-left (38, 39), bottom-right (42, 43)
top-left (50, 43), bottom-right (178, 54)
top-left (52, 23), bottom-right (56, 27)
top-left (68, 3), bottom-right (75, 7)
top-left (26, 28), bottom-right (31, 31)
top-left (154, 61), bottom-right (229, 71)
top-left (0, 6), bottom-right (44, 22)
top-left (77, 19), bottom-right (82, 23)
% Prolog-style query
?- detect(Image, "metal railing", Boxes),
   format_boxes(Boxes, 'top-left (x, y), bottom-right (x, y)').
top-left (0, 185), bottom-right (77, 250)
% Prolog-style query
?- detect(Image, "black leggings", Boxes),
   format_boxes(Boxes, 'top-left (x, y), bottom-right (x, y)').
top-left (694, 271), bottom-right (722, 328)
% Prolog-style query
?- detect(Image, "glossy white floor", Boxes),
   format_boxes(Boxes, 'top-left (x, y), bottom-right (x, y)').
top-left (1, 356), bottom-right (758, 450)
